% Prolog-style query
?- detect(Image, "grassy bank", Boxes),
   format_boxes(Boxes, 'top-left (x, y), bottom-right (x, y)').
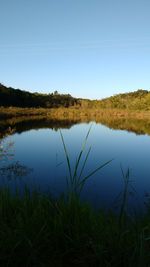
top-left (1, 107), bottom-right (150, 137)
top-left (1, 106), bottom-right (150, 120)
top-left (0, 188), bottom-right (150, 267)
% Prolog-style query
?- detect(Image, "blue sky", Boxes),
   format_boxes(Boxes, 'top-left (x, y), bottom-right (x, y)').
top-left (0, 0), bottom-right (150, 99)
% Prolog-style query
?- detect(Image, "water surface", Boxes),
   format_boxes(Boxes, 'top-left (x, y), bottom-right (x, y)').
top-left (0, 117), bottom-right (150, 210)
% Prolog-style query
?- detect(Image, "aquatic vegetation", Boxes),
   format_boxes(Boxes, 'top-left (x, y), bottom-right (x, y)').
top-left (0, 131), bottom-right (32, 181)
top-left (0, 161), bottom-right (32, 180)
top-left (60, 126), bottom-right (112, 196)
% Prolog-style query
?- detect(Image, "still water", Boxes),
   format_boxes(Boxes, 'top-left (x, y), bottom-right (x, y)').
top-left (0, 119), bottom-right (150, 210)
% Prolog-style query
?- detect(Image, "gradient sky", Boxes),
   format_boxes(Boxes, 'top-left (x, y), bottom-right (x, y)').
top-left (0, 0), bottom-right (150, 99)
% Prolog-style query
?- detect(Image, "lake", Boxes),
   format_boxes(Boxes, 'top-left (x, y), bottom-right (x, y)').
top-left (0, 116), bottom-right (150, 211)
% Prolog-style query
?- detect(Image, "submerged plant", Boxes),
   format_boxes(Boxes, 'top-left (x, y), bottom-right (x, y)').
top-left (0, 161), bottom-right (32, 180)
top-left (60, 125), bottom-right (112, 196)
top-left (0, 128), bottom-right (32, 181)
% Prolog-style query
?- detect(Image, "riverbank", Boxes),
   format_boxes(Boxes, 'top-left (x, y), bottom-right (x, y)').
top-left (1, 106), bottom-right (150, 120)
top-left (0, 188), bottom-right (150, 267)
top-left (1, 107), bottom-right (150, 137)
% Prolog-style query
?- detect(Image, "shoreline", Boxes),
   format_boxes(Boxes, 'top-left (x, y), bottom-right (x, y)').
top-left (1, 106), bottom-right (150, 120)
top-left (1, 107), bottom-right (150, 137)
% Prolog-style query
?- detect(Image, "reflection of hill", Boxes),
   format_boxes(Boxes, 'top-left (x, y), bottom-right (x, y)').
top-left (96, 117), bottom-right (150, 135)
top-left (0, 116), bottom-right (81, 137)
top-left (1, 111), bottom-right (150, 137)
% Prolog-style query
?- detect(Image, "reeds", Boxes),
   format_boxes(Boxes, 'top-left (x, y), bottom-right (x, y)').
top-left (60, 125), bottom-right (112, 196)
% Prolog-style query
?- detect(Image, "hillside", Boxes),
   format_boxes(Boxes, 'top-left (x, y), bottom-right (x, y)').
top-left (0, 83), bottom-right (150, 110)
top-left (75, 89), bottom-right (150, 110)
top-left (97, 89), bottom-right (150, 110)
top-left (0, 83), bottom-right (79, 108)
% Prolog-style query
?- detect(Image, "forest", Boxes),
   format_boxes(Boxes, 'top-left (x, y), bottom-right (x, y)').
top-left (0, 83), bottom-right (150, 110)
top-left (0, 83), bottom-right (79, 108)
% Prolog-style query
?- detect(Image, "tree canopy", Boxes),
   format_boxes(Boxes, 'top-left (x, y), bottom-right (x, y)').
top-left (0, 84), bottom-right (79, 108)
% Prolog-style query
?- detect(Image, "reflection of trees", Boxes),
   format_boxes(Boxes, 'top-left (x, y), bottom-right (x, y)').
top-left (1, 112), bottom-right (150, 137)
top-left (0, 117), bottom-right (79, 138)
top-left (0, 140), bottom-right (14, 161)
top-left (0, 129), bottom-right (32, 180)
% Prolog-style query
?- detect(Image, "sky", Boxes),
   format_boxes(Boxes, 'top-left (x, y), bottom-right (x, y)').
top-left (0, 0), bottom-right (150, 99)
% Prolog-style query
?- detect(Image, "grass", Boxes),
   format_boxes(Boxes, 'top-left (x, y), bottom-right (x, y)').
top-left (0, 187), bottom-right (150, 267)
top-left (0, 128), bottom-right (150, 266)
top-left (60, 126), bottom-right (112, 196)
top-left (1, 106), bottom-right (150, 121)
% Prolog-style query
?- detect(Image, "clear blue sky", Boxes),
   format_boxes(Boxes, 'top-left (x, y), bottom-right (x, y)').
top-left (0, 0), bottom-right (150, 99)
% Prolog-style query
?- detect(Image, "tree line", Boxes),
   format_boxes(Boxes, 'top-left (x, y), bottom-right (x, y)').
top-left (0, 84), bottom-right (79, 108)
top-left (0, 83), bottom-right (150, 110)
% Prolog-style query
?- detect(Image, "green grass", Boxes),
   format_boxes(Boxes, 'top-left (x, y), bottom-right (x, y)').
top-left (60, 126), bottom-right (112, 196)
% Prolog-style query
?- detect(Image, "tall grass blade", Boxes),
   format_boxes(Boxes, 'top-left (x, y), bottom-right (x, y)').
top-left (60, 126), bottom-right (112, 195)
top-left (78, 159), bottom-right (113, 193)
top-left (77, 146), bottom-right (91, 185)
top-left (119, 166), bottom-right (130, 227)
top-left (60, 130), bottom-right (72, 182)
top-left (73, 124), bottom-right (92, 181)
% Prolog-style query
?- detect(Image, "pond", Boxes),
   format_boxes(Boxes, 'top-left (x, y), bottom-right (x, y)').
top-left (0, 116), bottom-right (150, 211)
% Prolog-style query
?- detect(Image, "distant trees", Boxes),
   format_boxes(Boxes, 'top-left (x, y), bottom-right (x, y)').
top-left (0, 84), bottom-right (79, 108)
top-left (0, 83), bottom-right (150, 110)
top-left (54, 90), bottom-right (58, 95)
top-left (97, 89), bottom-right (150, 110)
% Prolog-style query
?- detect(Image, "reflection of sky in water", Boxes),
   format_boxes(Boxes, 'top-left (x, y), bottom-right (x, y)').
top-left (0, 122), bottom-right (150, 210)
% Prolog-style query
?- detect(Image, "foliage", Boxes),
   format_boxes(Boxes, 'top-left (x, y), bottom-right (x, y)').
top-left (1, 82), bottom-right (150, 110)
top-left (0, 83), bottom-right (79, 108)
top-left (97, 89), bottom-right (150, 110)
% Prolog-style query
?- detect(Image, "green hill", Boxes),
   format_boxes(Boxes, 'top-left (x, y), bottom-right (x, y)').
top-left (97, 89), bottom-right (150, 110)
top-left (0, 83), bottom-right (78, 108)
top-left (0, 83), bottom-right (150, 110)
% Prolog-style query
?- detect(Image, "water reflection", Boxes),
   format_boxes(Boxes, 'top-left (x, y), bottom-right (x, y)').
top-left (0, 132), bottom-right (32, 181)
top-left (0, 114), bottom-right (150, 210)
top-left (0, 117), bottom-right (80, 138)
top-left (0, 161), bottom-right (32, 180)
top-left (1, 112), bottom-right (150, 138)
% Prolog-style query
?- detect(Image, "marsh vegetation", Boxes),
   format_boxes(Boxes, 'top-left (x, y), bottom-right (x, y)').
top-left (0, 186), bottom-right (150, 267)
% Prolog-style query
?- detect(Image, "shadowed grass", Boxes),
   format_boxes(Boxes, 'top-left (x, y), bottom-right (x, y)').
top-left (0, 187), bottom-right (150, 266)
